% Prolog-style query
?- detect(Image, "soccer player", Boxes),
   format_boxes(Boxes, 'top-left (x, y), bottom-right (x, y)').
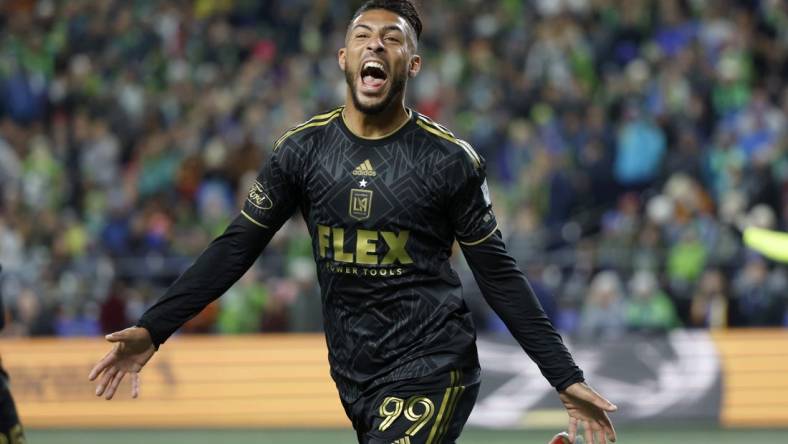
top-left (89, 1), bottom-right (617, 443)
top-left (0, 266), bottom-right (26, 444)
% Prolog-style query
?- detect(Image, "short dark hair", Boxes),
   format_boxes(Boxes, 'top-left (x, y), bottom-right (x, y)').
top-left (352, 0), bottom-right (422, 40)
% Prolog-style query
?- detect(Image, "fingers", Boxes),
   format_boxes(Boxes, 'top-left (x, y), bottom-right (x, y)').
top-left (566, 383), bottom-right (618, 413)
top-left (572, 416), bottom-right (614, 444)
top-left (600, 416), bottom-right (617, 442)
top-left (88, 346), bottom-right (118, 381)
top-left (583, 420), bottom-right (594, 444)
top-left (568, 416), bottom-right (578, 443)
top-left (88, 358), bottom-right (109, 381)
top-left (593, 395), bottom-right (618, 413)
top-left (595, 429), bottom-right (605, 444)
top-left (95, 366), bottom-right (118, 397)
top-left (105, 328), bottom-right (132, 343)
top-left (131, 373), bottom-right (140, 399)
top-left (588, 386), bottom-right (617, 413)
top-left (593, 424), bottom-right (606, 444)
top-left (104, 370), bottom-right (126, 400)
top-left (577, 383), bottom-right (618, 413)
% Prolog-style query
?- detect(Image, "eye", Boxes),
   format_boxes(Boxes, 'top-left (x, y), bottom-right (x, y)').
top-left (355, 33), bottom-right (369, 39)
top-left (385, 37), bottom-right (401, 43)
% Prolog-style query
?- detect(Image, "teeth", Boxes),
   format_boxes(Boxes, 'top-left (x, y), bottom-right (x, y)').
top-left (363, 61), bottom-right (384, 72)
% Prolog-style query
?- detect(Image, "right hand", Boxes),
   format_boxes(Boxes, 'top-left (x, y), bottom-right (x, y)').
top-left (88, 326), bottom-right (156, 400)
top-left (559, 382), bottom-right (617, 444)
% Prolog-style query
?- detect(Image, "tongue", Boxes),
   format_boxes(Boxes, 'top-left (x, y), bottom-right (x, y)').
top-left (363, 75), bottom-right (385, 88)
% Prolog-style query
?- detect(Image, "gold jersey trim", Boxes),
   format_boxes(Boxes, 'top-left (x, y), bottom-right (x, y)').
top-left (341, 108), bottom-right (413, 140)
top-left (274, 107), bottom-right (343, 150)
top-left (415, 115), bottom-right (481, 168)
top-left (240, 210), bottom-right (270, 229)
top-left (458, 223), bottom-right (499, 247)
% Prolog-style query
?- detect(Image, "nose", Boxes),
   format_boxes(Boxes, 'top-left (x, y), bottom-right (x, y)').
top-left (367, 36), bottom-right (385, 53)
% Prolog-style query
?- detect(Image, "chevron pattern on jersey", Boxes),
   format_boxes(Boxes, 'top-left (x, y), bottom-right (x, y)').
top-left (246, 111), bottom-right (494, 403)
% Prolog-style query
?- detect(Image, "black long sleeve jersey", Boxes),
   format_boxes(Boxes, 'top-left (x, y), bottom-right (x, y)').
top-left (138, 107), bottom-right (583, 402)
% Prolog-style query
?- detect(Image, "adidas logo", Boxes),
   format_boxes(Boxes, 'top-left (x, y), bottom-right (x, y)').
top-left (352, 159), bottom-right (377, 177)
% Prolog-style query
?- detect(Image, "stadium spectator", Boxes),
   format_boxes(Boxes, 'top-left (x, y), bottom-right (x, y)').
top-left (731, 254), bottom-right (787, 327)
top-left (217, 267), bottom-right (268, 334)
top-left (625, 270), bottom-right (680, 333)
top-left (689, 268), bottom-right (730, 329)
top-left (99, 279), bottom-right (129, 335)
top-left (578, 271), bottom-right (627, 340)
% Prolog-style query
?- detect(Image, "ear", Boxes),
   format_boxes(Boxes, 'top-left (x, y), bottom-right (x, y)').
top-left (408, 54), bottom-right (422, 78)
top-left (338, 48), bottom-right (347, 71)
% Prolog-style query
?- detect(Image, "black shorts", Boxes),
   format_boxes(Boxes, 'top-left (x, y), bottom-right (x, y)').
top-left (341, 368), bottom-right (480, 444)
top-left (0, 367), bottom-right (24, 443)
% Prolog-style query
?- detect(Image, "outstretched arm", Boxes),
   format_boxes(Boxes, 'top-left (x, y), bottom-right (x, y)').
top-left (445, 144), bottom-right (616, 443)
top-left (460, 231), bottom-right (582, 390)
top-left (89, 138), bottom-right (303, 399)
top-left (89, 214), bottom-right (276, 399)
top-left (461, 232), bottom-right (617, 444)
top-left (137, 214), bottom-right (275, 348)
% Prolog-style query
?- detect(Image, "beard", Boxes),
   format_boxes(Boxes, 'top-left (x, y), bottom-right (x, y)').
top-left (345, 66), bottom-right (406, 115)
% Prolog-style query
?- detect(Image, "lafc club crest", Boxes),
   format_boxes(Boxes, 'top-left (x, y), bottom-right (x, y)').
top-left (247, 181), bottom-right (273, 210)
top-left (349, 188), bottom-right (373, 220)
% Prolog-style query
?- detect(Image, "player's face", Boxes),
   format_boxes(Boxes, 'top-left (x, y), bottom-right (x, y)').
top-left (339, 9), bottom-right (421, 115)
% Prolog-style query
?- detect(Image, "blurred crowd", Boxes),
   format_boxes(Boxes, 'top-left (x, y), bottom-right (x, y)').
top-left (1, 0), bottom-right (787, 340)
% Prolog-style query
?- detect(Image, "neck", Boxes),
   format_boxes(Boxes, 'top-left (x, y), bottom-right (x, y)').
top-left (342, 97), bottom-right (410, 139)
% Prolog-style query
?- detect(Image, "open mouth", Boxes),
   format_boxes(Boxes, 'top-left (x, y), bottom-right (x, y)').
top-left (360, 60), bottom-right (388, 92)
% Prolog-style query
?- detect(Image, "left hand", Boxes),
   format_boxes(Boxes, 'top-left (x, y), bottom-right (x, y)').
top-left (88, 327), bottom-right (156, 400)
top-left (558, 382), bottom-right (617, 444)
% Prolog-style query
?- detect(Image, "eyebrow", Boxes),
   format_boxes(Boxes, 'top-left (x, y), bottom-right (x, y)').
top-left (351, 24), bottom-right (373, 33)
top-left (351, 23), bottom-right (406, 35)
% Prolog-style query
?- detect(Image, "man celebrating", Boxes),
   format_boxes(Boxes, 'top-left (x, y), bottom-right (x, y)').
top-left (89, 1), bottom-right (617, 443)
